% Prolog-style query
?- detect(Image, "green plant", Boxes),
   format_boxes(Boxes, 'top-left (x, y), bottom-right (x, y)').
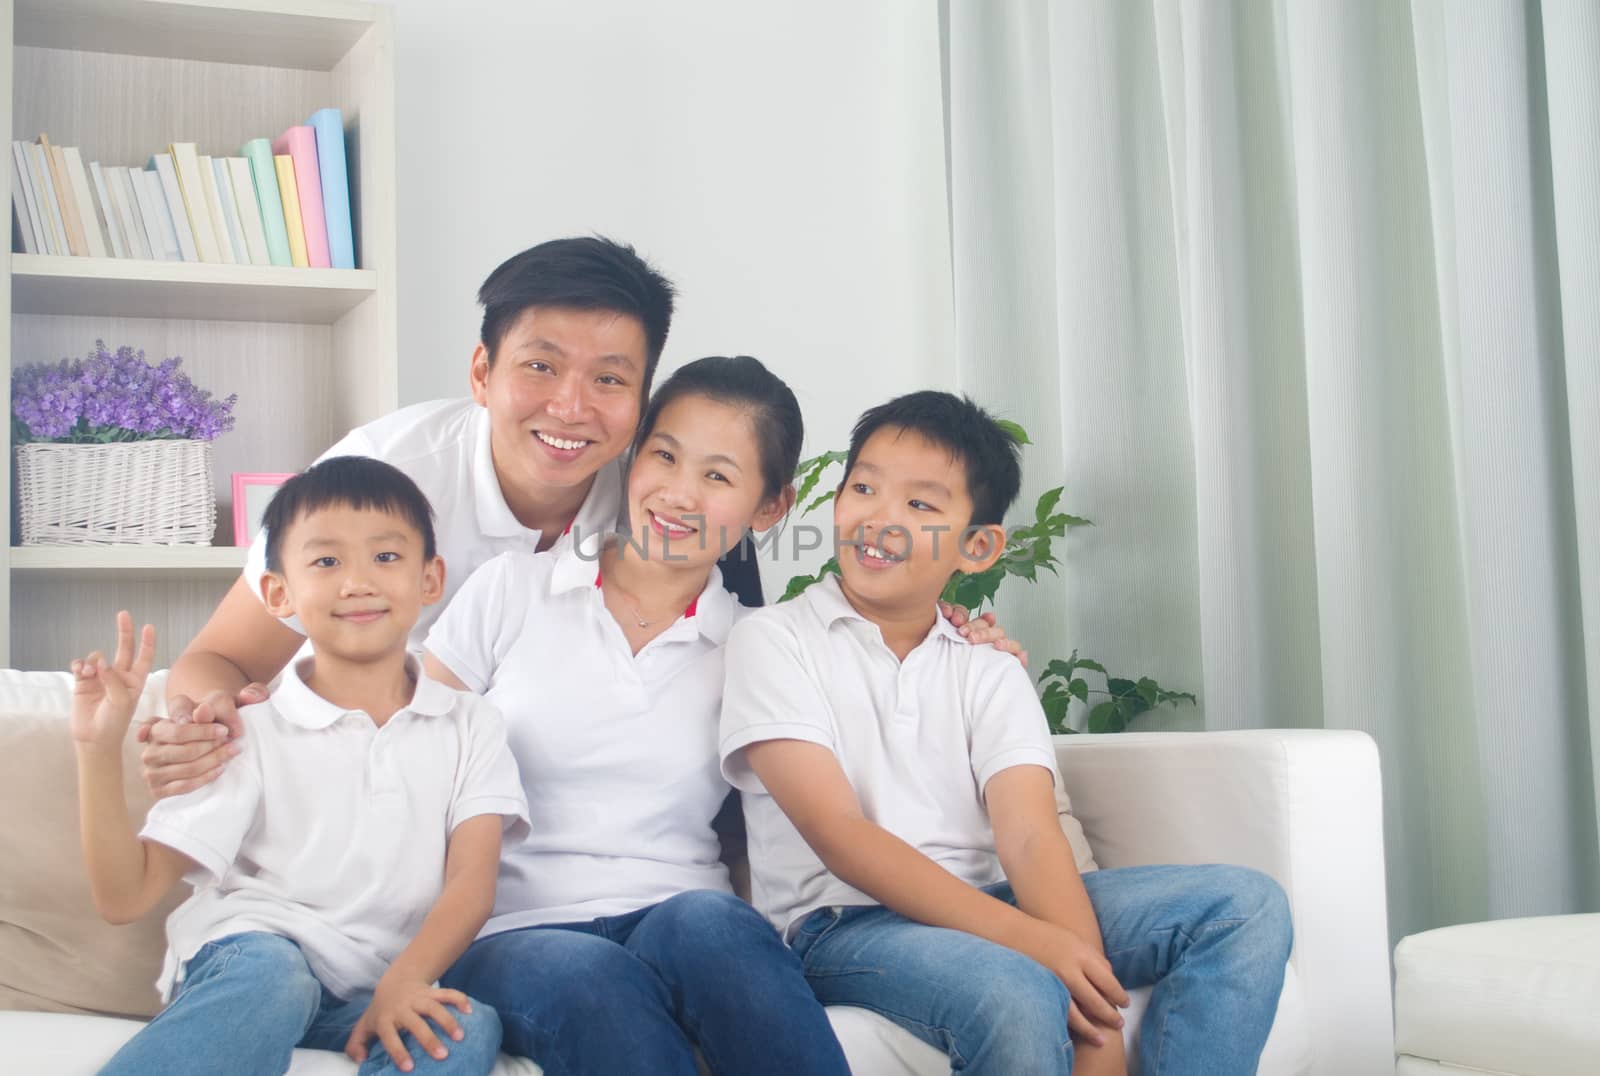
top-left (780, 426), bottom-right (1196, 734)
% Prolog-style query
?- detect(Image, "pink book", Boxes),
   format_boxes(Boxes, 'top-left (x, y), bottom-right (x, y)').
top-left (271, 125), bottom-right (329, 268)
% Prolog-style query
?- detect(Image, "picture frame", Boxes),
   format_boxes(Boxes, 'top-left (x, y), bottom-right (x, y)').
top-left (231, 472), bottom-right (295, 546)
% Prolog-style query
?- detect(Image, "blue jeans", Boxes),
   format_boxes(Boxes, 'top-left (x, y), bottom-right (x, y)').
top-left (442, 889), bottom-right (850, 1076)
top-left (100, 932), bottom-right (503, 1076)
top-left (791, 864), bottom-right (1292, 1076)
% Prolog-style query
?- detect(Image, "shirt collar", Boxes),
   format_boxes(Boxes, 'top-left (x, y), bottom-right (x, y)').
top-left (808, 573), bottom-right (963, 647)
top-left (472, 409), bottom-right (627, 548)
top-left (549, 537), bottom-right (737, 645)
top-left (271, 654), bottom-right (454, 729)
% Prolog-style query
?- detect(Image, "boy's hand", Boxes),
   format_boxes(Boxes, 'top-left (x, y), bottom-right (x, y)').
top-left (136, 686), bottom-right (261, 799)
top-left (1020, 919), bottom-right (1129, 1046)
top-left (345, 967), bottom-right (472, 1073)
top-left (941, 602), bottom-right (1029, 668)
top-left (70, 612), bottom-right (156, 753)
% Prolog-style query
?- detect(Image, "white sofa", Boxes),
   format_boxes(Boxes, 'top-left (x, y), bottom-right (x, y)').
top-left (1, 671), bottom-right (1394, 1075)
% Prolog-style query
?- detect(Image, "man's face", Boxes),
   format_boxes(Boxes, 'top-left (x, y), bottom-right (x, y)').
top-left (262, 505), bottom-right (443, 662)
top-left (833, 425), bottom-right (990, 615)
top-left (470, 305), bottom-right (647, 505)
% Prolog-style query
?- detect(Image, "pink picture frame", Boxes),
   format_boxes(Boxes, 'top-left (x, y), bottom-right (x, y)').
top-left (232, 472), bottom-right (296, 546)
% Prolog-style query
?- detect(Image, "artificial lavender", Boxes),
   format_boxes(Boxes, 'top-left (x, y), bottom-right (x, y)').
top-left (12, 340), bottom-right (237, 444)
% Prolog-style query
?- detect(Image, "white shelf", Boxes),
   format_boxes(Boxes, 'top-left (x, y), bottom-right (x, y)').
top-left (9, 544), bottom-right (247, 580)
top-left (15, 0), bottom-right (379, 71)
top-left (11, 255), bottom-right (379, 323)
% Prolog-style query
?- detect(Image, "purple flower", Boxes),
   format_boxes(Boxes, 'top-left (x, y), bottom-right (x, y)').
top-left (11, 340), bottom-right (237, 444)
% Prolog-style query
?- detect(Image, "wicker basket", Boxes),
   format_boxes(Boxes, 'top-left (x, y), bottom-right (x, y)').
top-left (14, 440), bottom-right (217, 545)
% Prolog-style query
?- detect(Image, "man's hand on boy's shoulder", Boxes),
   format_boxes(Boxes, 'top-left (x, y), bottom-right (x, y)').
top-left (941, 602), bottom-right (1029, 668)
top-left (346, 969), bottom-right (475, 1072)
top-left (135, 684), bottom-right (264, 799)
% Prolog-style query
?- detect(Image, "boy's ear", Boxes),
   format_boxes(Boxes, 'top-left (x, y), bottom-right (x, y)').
top-left (259, 571), bottom-right (295, 620)
top-left (420, 555), bottom-right (446, 606)
top-left (751, 484), bottom-right (797, 533)
top-left (958, 523), bottom-right (1009, 574)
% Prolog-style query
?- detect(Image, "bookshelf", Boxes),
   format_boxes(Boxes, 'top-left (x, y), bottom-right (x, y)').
top-left (1, 0), bottom-right (397, 668)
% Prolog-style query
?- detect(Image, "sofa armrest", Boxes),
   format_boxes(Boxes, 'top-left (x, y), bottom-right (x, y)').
top-left (1056, 729), bottom-right (1393, 1076)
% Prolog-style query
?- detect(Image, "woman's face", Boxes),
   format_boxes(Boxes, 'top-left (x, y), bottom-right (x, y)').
top-left (470, 306), bottom-right (646, 502)
top-left (626, 394), bottom-right (788, 571)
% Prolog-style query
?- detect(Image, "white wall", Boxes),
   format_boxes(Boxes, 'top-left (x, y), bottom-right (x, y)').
top-left (385, 0), bottom-right (957, 592)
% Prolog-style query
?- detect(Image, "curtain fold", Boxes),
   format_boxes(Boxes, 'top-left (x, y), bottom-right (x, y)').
top-left (946, 0), bottom-right (1598, 943)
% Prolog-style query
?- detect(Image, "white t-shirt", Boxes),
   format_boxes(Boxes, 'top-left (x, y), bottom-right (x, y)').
top-left (425, 539), bottom-right (745, 935)
top-left (243, 398), bottom-right (625, 648)
top-left (142, 657), bottom-right (529, 1000)
top-left (719, 574), bottom-right (1062, 938)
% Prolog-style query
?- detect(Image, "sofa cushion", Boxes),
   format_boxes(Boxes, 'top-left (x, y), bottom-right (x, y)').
top-left (0, 694), bottom-right (186, 1018)
top-left (1395, 913), bottom-right (1600, 1076)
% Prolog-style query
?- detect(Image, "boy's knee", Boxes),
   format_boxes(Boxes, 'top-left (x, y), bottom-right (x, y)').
top-left (1203, 865), bottom-right (1294, 954)
top-left (964, 959), bottom-right (1072, 1069)
top-left (654, 888), bottom-right (752, 933)
top-left (452, 1002), bottom-right (503, 1066)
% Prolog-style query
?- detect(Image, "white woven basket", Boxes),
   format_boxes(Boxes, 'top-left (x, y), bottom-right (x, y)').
top-left (14, 440), bottom-right (217, 545)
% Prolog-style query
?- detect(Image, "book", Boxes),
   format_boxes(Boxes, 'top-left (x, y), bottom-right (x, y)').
top-left (11, 148), bottom-right (38, 254)
top-left (272, 125), bottom-right (328, 267)
top-left (89, 161), bottom-right (127, 258)
top-left (151, 153), bottom-right (199, 262)
top-left (242, 137), bottom-right (292, 266)
top-left (225, 155), bottom-right (270, 266)
top-left (63, 147), bottom-right (109, 258)
top-left (167, 142), bottom-right (220, 262)
top-left (26, 141), bottom-right (68, 256)
top-left (209, 157), bottom-right (248, 264)
top-left (198, 155), bottom-right (237, 264)
top-left (107, 166), bottom-right (152, 260)
top-left (132, 167), bottom-right (180, 261)
top-left (307, 108), bottom-right (355, 269)
top-left (42, 136), bottom-right (87, 256)
top-left (273, 153), bottom-right (309, 267)
top-left (11, 142), bottom-right (44, 254)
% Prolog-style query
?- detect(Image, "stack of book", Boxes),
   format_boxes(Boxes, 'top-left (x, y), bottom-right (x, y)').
top-left (8, 108), bottom-right (356, 270)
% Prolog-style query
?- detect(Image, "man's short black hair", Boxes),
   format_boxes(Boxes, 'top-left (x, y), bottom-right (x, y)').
top-left (261, 456), bottom-right (437, 573)
top-left (478, 236), bottom-right (676, 401)
top-left (844, 391), bottom-right (1023, 527)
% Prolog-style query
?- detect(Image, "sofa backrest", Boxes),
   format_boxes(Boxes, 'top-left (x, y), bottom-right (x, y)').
top-left (0, 671), bottom-right (182, 1017)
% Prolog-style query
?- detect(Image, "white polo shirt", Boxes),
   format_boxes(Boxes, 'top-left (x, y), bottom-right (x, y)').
top-left (425, 539), bottom-right (743, 935)
top-left (141, 657), bottom-right (529, 1000)
top-left (243, 398), bottom-right (625, 648)
top-left (719, 574), bottom-right (1063, 939)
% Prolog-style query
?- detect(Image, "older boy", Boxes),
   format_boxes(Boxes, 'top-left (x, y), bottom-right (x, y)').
top-left (720, 392), bottom-right (1292, 1076)
top-left (72, 457), bottom-right (529, 1076)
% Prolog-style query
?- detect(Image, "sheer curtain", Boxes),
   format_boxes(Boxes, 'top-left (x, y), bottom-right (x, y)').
top-left (942, 0), bottom-right (1598, 943)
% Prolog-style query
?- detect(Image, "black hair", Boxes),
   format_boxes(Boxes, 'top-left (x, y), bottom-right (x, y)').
top-left (261, 456), bottom-right (438, 573)
top-left (478, 236), bottom-right (676, 401)
top-left (636, 356), bottom-right (803, 501)
top-left (843, 391), bottom-right (1022, 526)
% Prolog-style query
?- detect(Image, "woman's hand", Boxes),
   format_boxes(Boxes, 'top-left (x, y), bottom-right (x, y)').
top-left (941, 602), bottom-right (1029, 668)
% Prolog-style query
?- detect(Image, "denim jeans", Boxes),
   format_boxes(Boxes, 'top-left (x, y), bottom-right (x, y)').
top-left (790, 864), bottom-right (1293, 1076)
top-left (100, 931), bottom-right (503, 1076)
top-left (442, 889), bottom-right (851, 1076)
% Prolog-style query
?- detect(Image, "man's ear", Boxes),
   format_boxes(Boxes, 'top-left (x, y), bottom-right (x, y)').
top-left (259, 571), bottom-right (295, 620)
top-left (751, 484), bottom-right (797, 533)
top-left (959, 523), bottom-right (1009, 573)
top-left (421, 555), bottom-right (446, 606)
top-left (468, 343), bottom-right (492, 405)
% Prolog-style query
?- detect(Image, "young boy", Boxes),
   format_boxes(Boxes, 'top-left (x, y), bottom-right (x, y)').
top-left (71, 456), bottom-right (529, 1076)
top-left (720, 392), bottom-right (1293, 1076)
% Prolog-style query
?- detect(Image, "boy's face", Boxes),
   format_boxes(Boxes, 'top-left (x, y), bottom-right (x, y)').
top-left (833, 426), bottom-right (1006, 616)
top-left (260, 505), bottom-right (445, 662)
top-left (470, 305), bottom-right (647, 506)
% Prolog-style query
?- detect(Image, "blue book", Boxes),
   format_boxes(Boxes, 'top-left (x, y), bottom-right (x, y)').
top-left (307, 108), bottom-right (354, 269)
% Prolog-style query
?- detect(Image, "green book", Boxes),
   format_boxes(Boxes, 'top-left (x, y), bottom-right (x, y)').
top-left (242, 137), bottom-right (292, 266)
